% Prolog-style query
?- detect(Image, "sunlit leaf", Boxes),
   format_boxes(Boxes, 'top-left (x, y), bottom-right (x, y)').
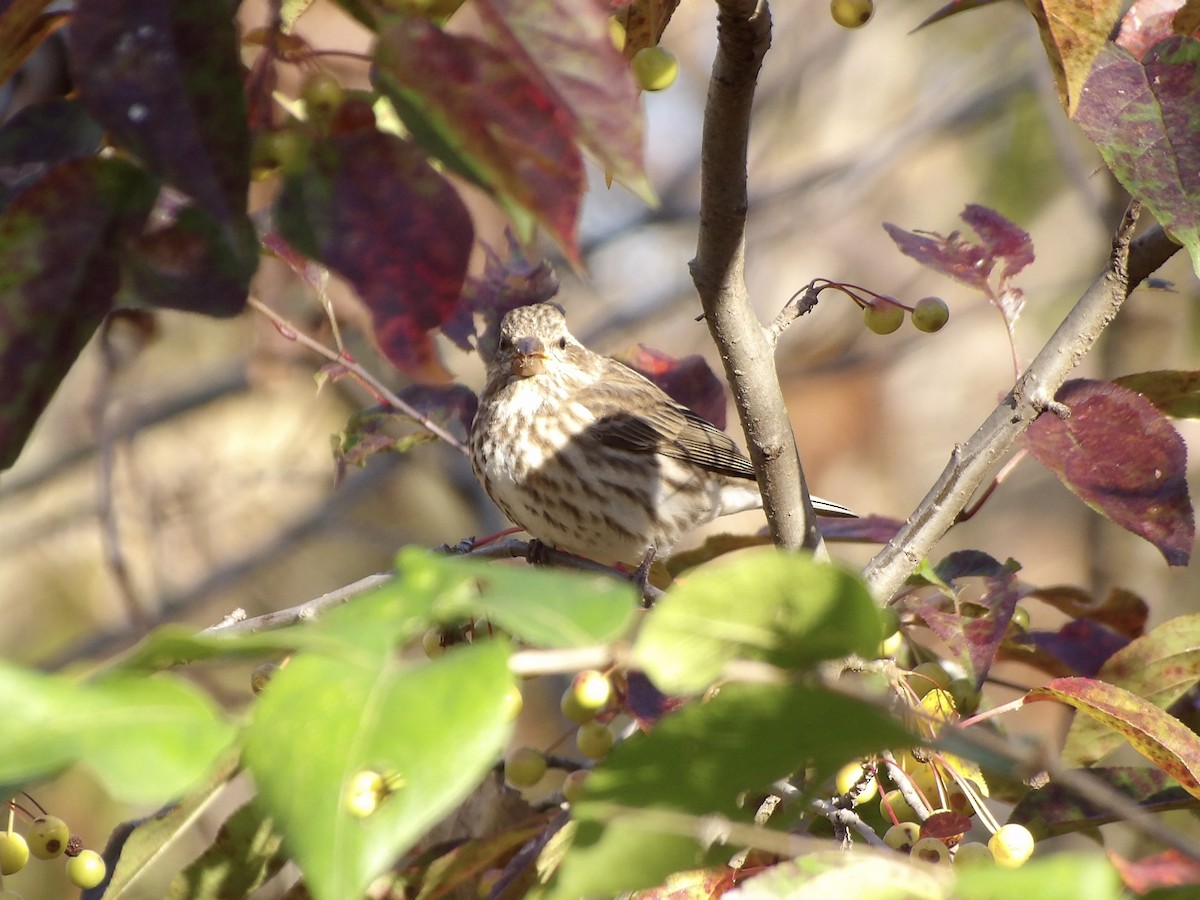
top-left (375, 17), bottom-right (583, 261)
top-left (1108, 848), bottom-right (1200, 893)
top-left (1026, 677), bottom-right (1200, 800)
top-left (550, 682), bottom-right (915, 899)
top-left (0, 661), bottom-right (237, 804)
top-left (1062, 613), bottom-right (1200, 766)
top-left (633, 548), bottom-right (881, 694)
top-left (165, 801), bottom-right (287, 900)
top-left (244, 640), bottom-right (514, 900)
top-left (1024, 0), bottom-right (1124, 112)
top-left (1115, 369), bottom-right (1200, 418)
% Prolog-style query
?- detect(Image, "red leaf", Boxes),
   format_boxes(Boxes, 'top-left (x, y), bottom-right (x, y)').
top-left (882, 222), bottom-right (992, 292)
top-left (816, 514), bottom-right (903, 544)
top-left (960, 204), bottom-right (1033, 282)
top-left (1109, 849), bottom-right (1200, 893)
top-left (1026, 677), bottom-right (1200, 800)
top-left (475, 0), bottom-right (652, 203)
top-left (375, 17), bottom-right (583, 261)
top-left (274, 131), bottom-right (473, 378)
top-left (1024, 379), bottom-right (1194, 565)
top-left (612, 345), bottom-right (728, 429)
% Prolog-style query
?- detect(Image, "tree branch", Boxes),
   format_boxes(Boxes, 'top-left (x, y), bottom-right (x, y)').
top-left (689, 0), bottom-right (825, 554)
top-left (862, 208), bottom-right (1180, 601)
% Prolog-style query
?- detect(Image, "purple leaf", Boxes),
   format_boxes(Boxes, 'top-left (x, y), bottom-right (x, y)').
top-left (68, 0), bottom-right (250, 231)
top-left (1015, 620), bottom-right (1131, 676)
top-left (1025, 378), bottom-right (1194, 565)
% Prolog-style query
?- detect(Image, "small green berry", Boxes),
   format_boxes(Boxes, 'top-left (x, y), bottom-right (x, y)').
top-left (576, 722), bottom-right (614, 759)
top-left (0, 830), bottom-right (29, 875)
top-left (65, 848), bottom-right (107, 890)
top-left (911, 836), bottom-right (950, 864)
top-left (830, 0), bottom-right (874, 28)
top-left (863, 300), bottom-right (904, 335)
top-left (504, 747), bottom-right (548, 788)
top-left (988, 823), bottom-right (1035, 868)
top-left (883, 821), bottom-right (920, 852)
top-left (912, 296), bottom-right (950, 333)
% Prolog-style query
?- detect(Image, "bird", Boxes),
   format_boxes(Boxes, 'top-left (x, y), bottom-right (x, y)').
top-left (469, 302), bottom-right (853, 567)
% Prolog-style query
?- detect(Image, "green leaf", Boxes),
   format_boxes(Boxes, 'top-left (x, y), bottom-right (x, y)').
top-left (166, 802), bottom-right (287, 900)
top-left (99, 749), bottom-right (241, 898)
top-left (1115, 369), bottom-right (1200, 418)
top-left (726, 852), bottom-right (951, 899)
top-left (434, 553), bottom-right (639, 647)
top-left (243, 638), bottom-right (514, 900)
top-left (953, 852), bottom-right (1122, 899)
top-left (0, 661), bottom-right (237, 804)
top-left (633, 548), bottom-right (881, 694)
top-left (549, 682), bottom-right (914, 898)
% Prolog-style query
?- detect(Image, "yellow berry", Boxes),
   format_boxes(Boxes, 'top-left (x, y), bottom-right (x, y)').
top-left (879, 788), bottom-right (917, 824)
top-left (609, 17), bottom-right (626, 51)
top-left (562, 670), bottom-right (612, 724)
top-left (0, 831), bottom-right (29, 875)
top-left (27, 816), bottom-right (69, 859)
top-left (502, 682), bottom-right (523, 721)
top-left (883, 821), bottom-right (921, 852)
top-left (1010, 605), bottom-right (1030, 630)
top-left (632, 46), bottom-right (678, 92)
top-left (988, 823), bottom-right (1035, 868)
top-left (344, 769), bottom-right (387, 818)
top-left (912, 296), bottom-right (949, 333)
top-left (562, 769), bottom-right (589, 803)
top-left (830, 0), bottom-right (874, 27)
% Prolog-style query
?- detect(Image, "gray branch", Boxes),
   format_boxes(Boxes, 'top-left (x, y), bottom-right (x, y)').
top-left (689, 0), bottom-right (824, 554)
top-left (862, 207), bottom-right (1180, 601)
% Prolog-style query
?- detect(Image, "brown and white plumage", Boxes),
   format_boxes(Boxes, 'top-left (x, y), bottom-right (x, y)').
top-left (469, 303), bottom-right (852, 565)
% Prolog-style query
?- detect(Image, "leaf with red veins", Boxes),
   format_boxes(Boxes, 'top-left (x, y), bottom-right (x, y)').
top-left (375, 17), bottom-right (583, 262)
top-left (1024, 379), bottom-right (1194, 566)
top-left (68, 0), bottom-right (250, 232)
top-left (275, 131), bottom-right (473, 378)
top-left (475, 0), bottom-right (654, 204)
top-left (1026, 677), bottom-right (1200, 801)
top-left (613, 345), bottom-right (728, 429)
top-left (1109, 849), bottom-right (1200, 893)
top-left (1073, 38), bottom-right (1200, 279)
top-left (1062, 612), bottom-right (1200, 766)
top-left (903, 558), bottom-right (1020, 687)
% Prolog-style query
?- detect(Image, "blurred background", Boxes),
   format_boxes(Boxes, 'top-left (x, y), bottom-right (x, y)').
top-left (2, 0), bottom-right (1198, 895)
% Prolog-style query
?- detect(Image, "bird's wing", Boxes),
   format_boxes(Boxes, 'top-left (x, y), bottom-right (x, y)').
top-left (576, 378), bottom-right (757, 481)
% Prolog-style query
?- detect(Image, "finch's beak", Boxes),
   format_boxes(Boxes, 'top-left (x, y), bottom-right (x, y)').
top-left (512, 337), bottom-right (548, 377)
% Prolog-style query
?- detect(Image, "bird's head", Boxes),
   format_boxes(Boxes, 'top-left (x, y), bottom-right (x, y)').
top-left (491, 303), bottom-right (584, 380)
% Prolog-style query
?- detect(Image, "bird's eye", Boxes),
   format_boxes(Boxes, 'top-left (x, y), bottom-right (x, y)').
top-left (498, 335), bottom-right (512, 351)
top-left (557, 336), bottom-right (567, 350)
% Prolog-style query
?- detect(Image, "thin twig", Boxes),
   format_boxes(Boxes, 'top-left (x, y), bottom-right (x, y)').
top-left (201, 572), bottom-right (395, 635)
top-left (862, 206), bottom-right (1179, 602)
top-left (248, 296), bottom-right (468, 454)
